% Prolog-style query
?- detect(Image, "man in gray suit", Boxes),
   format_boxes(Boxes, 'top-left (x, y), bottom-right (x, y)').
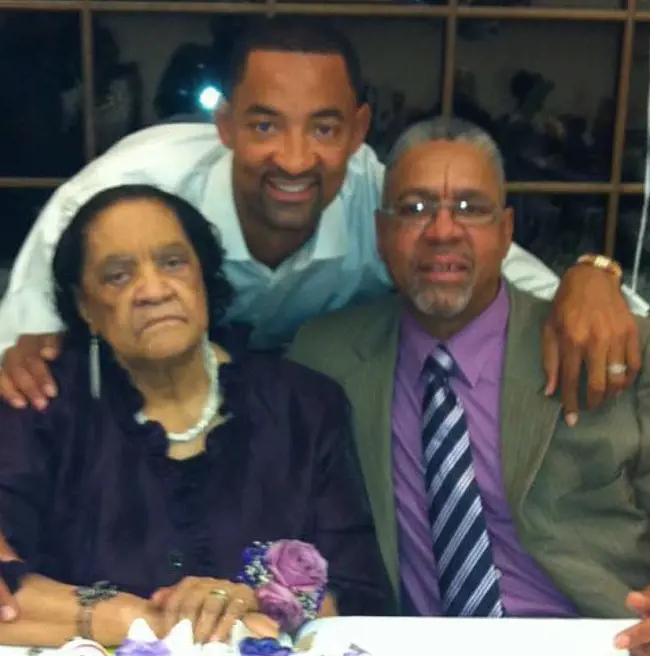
top-left (288, 117), bottom-right (650, 652)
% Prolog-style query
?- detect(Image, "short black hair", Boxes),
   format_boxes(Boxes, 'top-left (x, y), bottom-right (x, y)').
top-left (52, 184), bottom-right (234, 346)
top-left (223, 17), bottom-right (364, 106)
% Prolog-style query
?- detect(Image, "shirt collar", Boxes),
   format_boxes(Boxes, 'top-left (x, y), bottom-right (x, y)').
top-left (400, 282), bottom-right (510, 388)
top-left (202, 150), bottom-right (349, 264)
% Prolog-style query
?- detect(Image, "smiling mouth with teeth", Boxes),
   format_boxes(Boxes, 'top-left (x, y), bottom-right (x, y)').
top-left (265, 172), bottom-right (321, 193)
top-left (271, 180), bottom-right (313, 193)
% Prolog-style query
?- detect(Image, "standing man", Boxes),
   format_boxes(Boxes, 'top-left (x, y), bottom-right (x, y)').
top-left (288, 118), bottom-right (650, 655)
top-left (0, 17), bottom-right (642, 416)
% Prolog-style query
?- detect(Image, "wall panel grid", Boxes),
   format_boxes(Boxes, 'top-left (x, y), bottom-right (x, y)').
top-left (0, 0), bottom-right (647, 275)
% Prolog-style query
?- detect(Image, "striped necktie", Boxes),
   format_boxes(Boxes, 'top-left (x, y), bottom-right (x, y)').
top-left (421, 345), bottom-right (505, 617)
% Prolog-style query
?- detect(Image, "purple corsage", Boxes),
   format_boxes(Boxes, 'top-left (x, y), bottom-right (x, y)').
top-left (238, 540), bottom-right (328, 633)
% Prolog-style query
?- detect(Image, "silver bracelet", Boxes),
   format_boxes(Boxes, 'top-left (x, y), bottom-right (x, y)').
top-left (74, 581), bottom-right (118, 640)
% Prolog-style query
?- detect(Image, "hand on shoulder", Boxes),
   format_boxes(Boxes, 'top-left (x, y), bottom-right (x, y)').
top-left (543, 263), bottom-right (641, 426)
top-left (0, 333), bottom-right (63, 411)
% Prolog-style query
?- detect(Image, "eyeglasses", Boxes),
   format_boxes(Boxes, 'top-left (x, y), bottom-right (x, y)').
top-left (380, 198), bottom-right (500, 227)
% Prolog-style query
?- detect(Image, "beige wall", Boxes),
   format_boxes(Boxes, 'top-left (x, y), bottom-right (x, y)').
top-left (100, 13), bottom-right (645, 130)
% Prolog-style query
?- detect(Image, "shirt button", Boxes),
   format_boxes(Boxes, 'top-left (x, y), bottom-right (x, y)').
top-left (495, 567), bottom-right (503, 580)
top-left (168, 551), bottom-right (184, 571)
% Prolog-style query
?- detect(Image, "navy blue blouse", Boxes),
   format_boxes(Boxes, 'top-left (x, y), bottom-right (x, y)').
top-left (0, 344), bottom-right (392, 615)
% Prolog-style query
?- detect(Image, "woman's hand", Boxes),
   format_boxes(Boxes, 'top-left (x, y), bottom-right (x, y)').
top-left (149, 577), bottom-right (257, 644)
top-left (241, 613), bottom-right (280, 640)
top-left (93, 590), bottom-right (163, 646)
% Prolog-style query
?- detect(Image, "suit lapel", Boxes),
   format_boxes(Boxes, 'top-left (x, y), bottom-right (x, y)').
top-left (340, 297), bottom-right (402, 600)
top-left (500, 287), bottom-right (561, 515)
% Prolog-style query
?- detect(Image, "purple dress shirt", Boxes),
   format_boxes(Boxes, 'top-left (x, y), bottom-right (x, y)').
top-left (392, 284), bottom-right (578, 617)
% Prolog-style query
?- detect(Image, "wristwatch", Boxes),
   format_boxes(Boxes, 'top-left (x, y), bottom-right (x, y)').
top-left (576, 254), bottom-right (623, 284)
top-left (74, 581), bottom-right (118, 640)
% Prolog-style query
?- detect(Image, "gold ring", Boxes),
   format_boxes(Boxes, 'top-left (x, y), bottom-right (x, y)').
top-left (210, 587), bottom-right (229, 600)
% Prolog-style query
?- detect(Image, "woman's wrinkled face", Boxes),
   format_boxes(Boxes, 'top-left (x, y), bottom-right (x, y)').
top-left (77, 198), bottom-right (209, 364)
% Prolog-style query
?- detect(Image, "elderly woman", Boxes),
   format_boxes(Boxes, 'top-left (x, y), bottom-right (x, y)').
top-left (0, 184), bottom-right (390, 647)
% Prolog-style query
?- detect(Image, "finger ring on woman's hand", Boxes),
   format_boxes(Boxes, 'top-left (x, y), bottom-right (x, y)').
top-left (210, 587), bottom-right (229, 600)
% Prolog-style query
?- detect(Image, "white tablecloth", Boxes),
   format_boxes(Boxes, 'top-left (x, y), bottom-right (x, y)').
top-left (299, 616), bottom-right (637, 656)
top-left (0, 616), bottom-right (639, 656)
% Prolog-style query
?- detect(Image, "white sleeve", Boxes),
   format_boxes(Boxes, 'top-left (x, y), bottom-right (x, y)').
top-left (503, 242), bottom-right (649, 317)
top-left (501, 242), bottom-right (560, 300)
top-left (0, 190), bottom-right (70, 358)
top-left (623, 288), bottom-right (650, 317)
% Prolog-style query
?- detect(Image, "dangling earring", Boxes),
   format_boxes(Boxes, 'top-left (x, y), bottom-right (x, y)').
top-left (89, 333), bottom-right (101, 400)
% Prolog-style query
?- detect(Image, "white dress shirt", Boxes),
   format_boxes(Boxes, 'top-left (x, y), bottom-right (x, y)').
top-left (0, 123), bottom-right (646, 353)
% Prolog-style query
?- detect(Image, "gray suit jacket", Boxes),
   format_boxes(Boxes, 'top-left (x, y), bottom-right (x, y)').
top-left (288, 285), bottom-right (650, 617)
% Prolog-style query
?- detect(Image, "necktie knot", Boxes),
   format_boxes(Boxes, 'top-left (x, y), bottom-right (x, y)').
top-left (423, 345), bottom-right (455, 381)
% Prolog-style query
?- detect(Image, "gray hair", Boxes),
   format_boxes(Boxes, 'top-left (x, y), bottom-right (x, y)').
top-left (382, 116), bottom-right (506, 203)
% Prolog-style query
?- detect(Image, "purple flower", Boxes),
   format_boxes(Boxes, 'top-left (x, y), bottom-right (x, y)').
top-left (265, 540), bottom-right (327, 594)
top-left (238, 637), bottom-right (292, 656)
top-left (256, 581), bottom-right (305, 633)
top-left (115, 640), bottom-right (170, 656)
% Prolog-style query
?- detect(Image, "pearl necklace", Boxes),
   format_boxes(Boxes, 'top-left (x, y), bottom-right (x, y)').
top-left (134, 341), bottom-right (220, 443)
